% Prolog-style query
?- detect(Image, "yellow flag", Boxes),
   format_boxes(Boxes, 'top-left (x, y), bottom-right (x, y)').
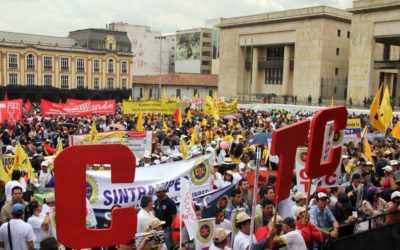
top-left (330, 96), bottom-right (334, 107)
top-left (128, 95), bottom-right (132, 101)
top-left (180, 138), bottom-right (188, 160)
top-left (0, 156), bottom-right (12, 183)
top-left (194, 92), bottom-right (199, 98)
top-left (187, 110), bottom-right (192, 121)
top-left (213, 92), bottom-right (218, 101)
top-left (262, 147), bottom-right (269, 161)
top-left (136, 109), bottom-right (144, 132)
top-left (378, 84), bottom-right (393, 131)
top-left (361, 125), bottom-right (368, 138)
top-left (286, 112), bottom-right (291, 121)
top-left (56, 141), bottom-right (63, 155)
top-left (190, 128), bottom-right (198, 147)
top-left (201, 118), bottom-right (207, 127)
top-left (370, 84), bottom-right (386, 131)
top-left (364, 137), bottom-right (372, 162)
top-left (161, 87), bottom-right (167, 104)
top-left (90, 119), bottom-right (98, 143)
top-left (392, 122), bottom-right (400, 140)
top-left (178, 110), bottom-right (183, 127)
top-left (163, 119), bottom-right (169, 133)
top-left (176, 96), bottom-right (180, 104)
top-left (14, 142), bottom-right (34, 180)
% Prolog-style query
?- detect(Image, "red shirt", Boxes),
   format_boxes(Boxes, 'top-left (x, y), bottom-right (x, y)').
top-left (295, 220), bottom-right (323, 247)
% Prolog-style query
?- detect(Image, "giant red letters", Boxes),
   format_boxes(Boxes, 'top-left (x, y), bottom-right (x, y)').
top-left (54, 144), bottom-right (137, 248)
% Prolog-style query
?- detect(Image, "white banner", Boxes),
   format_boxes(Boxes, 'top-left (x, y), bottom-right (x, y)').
top-left (181, 177), bottom-right (198, 240)
top-left (295, 148), bottom-right (318, 194)
top-left (321, 122), bottom-right (343, 188)
top-left (194, 218), bottom-right (215, 250)
top-left (86, 155), bottom-right (213, 210)
top-left (69, 131), bottom-right (153, 158)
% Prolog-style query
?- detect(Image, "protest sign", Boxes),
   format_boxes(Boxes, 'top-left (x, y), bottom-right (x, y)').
top-left (247, 170), bottom-right (277, 190)
top-left (69, 131), bottom-right (153, 159)
top-left (41, 99), bottom-right (116, 117)
top-left (295, 148), bottom-right (318, 194)
top-left (122, 100), bottom-right (177, 115)
top-left (343, 118), bottom-right (361, 143)
top-left (204, 98), bottom-right (238, 117)
top-left (191, 97), bottom-right (204, 110)
top-left (0, 99), bottom-right (23, 124)
top-left (194, 218), bottom-right (215, 250)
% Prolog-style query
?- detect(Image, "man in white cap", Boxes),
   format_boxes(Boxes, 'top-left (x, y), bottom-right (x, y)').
top-left (384, 191), bottom-right (400, 224)
top-left (209, 228), bottom-right (231, 250)
top-left (38, 161), bottom-right (53, 191)
top-left (309, 192), bottom-right (339, 239)
top-left (233, 212), bottom-right (272, 250)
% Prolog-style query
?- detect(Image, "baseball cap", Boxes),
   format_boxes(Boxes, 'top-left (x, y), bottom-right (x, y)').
top-left (390, 160), bottom-right (399, 166)
top-left (316, 187), bottom-right (330, 194)
top-left (11, 203), bottom-right (24, 214)
top-left (294, 206), bottom-right (306, 217)
top-left (367, 186), bottom-right (382, 196)
top-left (213, 228), bottom-right (231, 243)
top-left (150, 218), bottom-right (166, 229)
top-left (155, 184), bottom-right (168, 193)
top-left (294, 192), bottom-right (307, 201)
top-left (382, 165), bottom-right (393, 172)
top-left (391, 191), bottom-right (400, 200)
top-left (317, 192), bottom-right (328, 200)
top-left (236, 212), bottom-right (251, 223)
top-left (41, 160), bottom-right (50, 167)
top-left (143, 151), bottom-right (151, 159)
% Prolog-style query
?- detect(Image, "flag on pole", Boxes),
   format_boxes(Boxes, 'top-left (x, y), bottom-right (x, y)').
top-left (136, 109), bottom-right (144, 132)
top-left (392, 122), bottom-right (400, 140)
top-left (194, 218), bottom-right (215, 250)
top-left (161, 87), bottom-right (168, 104)
top-left (364, 137), bottom-right (372, 162)
top-left (378, 84), bottom-right (393, 131)
top-left (162, 119), bottom-right (169, 133)
top-left (180, 177), bottom-right (198, 240)
top-left (90, 119), bottom-right (98, 143)
top-left (0, 156), bottom-right (13, 183)
top-left (190, 127), bottom-right (198, 147)
top-left (361, 125), bottom-right (368, 138)
top-left (181, 138), bottom-right (188, 160)
top-left (56, 141), bottom-right (63, 155)
top-left (26, 99), bottom-right (32, 112)
top-left (14, 142), bottom-right (34, 180)
top-left (370, 84), bottom-right (386, 131)
top-left (187, 110), bottom-right (192, 121)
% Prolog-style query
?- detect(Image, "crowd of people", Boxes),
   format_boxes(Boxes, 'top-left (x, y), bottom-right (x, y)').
top-left (0, 102), bottom-right (399, 250)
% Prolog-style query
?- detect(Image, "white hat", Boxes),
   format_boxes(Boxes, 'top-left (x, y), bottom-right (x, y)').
top-left (213, 228), bottom-right (231, 243)
top-left (155, 184), bottom-right (168, 193)
top-left (391, 191), bottom-right (400, 200)
top-left (236, 212), bottom-right (251, 223)
top-left (149, 218), bottom-right (166, 229)
top-left (366, 161), bottom-right (373, 165)
top-left (382, 165), bottom-right (393, 172)
top-left (205, 147), bottom-right (214, 153)
top-left (342, 155), bottom-right (349, 159)
top-left (180, 134), bottom-right (188, 139)
top-left (41, 161), bottom-right (49, 167)
top-left (161, 156), bottom-right (169, 163)
top-left (294, 206), bottom-right (306, 217)
top-left (294, 192), bottom-right (307, 201)
top-left (5, 145), bottom-right (12, 152)
top-left (143, 151), bottom-right (151, 159)
top-left (223, 157), bottom-right (233, 164)
top-left (317, 192), bottom-right (328, 199)
top-left (390, 160), bottom-right (399, 166)
top-left (210, 141), bottom-right (217, 146)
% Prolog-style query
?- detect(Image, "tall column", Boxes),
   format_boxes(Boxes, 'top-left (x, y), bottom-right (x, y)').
top-left (282, 46), bottom-right (291, 95)
top-left (250, 47), bottom-right (258, 100)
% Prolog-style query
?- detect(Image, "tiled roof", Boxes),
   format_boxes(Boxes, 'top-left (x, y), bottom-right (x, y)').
top-left (0, 31), bottom-right (75, 48)
top-left (132, 73), bottom-right (218, 87)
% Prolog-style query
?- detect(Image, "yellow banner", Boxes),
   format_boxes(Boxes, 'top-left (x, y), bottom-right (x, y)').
top-left (81, 131), bottom-right (126, 142)
top-left (123, 100), bottom-right (177, 115)
top-left (205, 98), bottom-right (238, 117)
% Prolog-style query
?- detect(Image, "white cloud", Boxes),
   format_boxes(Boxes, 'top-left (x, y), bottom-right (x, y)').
top-left (0, 0), bottom-right (354, 36)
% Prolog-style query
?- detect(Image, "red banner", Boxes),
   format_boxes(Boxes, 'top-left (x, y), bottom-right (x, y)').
top-left (0, 99), bottom-right (23, 124)
top-left (66, 98), bottom-right (90, 105)
top-left (41, 99), bottom-right (116, 117)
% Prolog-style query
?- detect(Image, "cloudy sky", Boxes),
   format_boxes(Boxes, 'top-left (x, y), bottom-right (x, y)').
top-left (0, 0), bottom-right (352, 36)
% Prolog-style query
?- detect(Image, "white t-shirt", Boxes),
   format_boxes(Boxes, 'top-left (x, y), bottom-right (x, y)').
top-left (280, 230), bottom-right (307, 250)
top-left (27, 214), bottom-right (49, 249)
top-left (233, 231), bottom-right (257, 250)
top-left (5, 180), bottom-right (25, 202)
top-left (38, 171), bottom-right (52, 190)
top-left (0, 219), bottom-right (35, 250)
top-left (137, 209), bottom-right (155, 233)
top-left (216, 219), bottom-right (232, 231)
top-left (209, 243), bottom-right (232, 250)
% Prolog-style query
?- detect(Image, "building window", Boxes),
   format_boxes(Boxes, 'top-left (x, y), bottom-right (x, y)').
top-left (93, 59), bottom-right (100, 73)
top-left (26, 74), bottom-right (35, 86)
top-left (209, 90), bottom-right (213, 97)
top-left (267, 47), bottom-right (284, 60)
top-left (60, 75), bottom-right (69, 89)
top-left (202, 60), bottom-right (211, 66)
top-left (383, 44), bottom-right (391, 60)
top-left (337, 29), bottom-right (341, 37)
top-left (202, 51), bottom-right (211, 57)
top-left (93, 78), bottom-right (100, 90)
top-left (121, 61), bottom-right (127, 74)
top-left (140, 88), bottom-right (143, 98)
top-left (8, 73), bottom-right (18, 86)
top-left (60, 57), bottom-right (69, 71)
top-left (107, 78), bottom-right (114, 90)
top-left (171, 62), bottom-right (175, 66)
top-left (43, 56), bottom-right (53, 71)
top-left (26, 54), bottom-right (35, 70)
top-left (108, 59), bottom-right (114, 73)
top-left (76, 58), bottom-right (85, 72)
top-left (44, 75), bottom-right (52, 87)
top-left (121, 79), bottom-right (127, 89)
top-left (176, 89), bottom-right (181, 98)
top-left (193, 89), bottom-right (198, 96)
top-left (336, 48), bottom-right (340, 56)
top-left (265, 68), bottom-right (283, 85)
top-left (109, 43), bottom-right (113, 50)
top-left (203, 33), bottom-right (211, 38)
top-left (8, 54), bottom-right (18, 69)
top-left (149, 89), bottom-right (153, 98)
top-left (335, 68), bottom-right (339, 76)
top-left (203, 42), bottom-right (211, 47)
top-left (172, 47), bottom-right (175, 50)
top-left (77, 76), bottom-right (85, 88)
top-left (347, 31), bottom-right (350, 39)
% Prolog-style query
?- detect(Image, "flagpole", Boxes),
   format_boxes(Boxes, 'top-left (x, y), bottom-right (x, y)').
top-left (249, 146), bottom-right (261, 250)
top-left (179, 177), bottom-right (183, 249)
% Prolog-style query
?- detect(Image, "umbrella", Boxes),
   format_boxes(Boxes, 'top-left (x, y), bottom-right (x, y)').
top-left (110, 123), bottom-right (126, 131)
top-left (232, 113), bottom-right (243, 119)
top-left (252, 132), bottom-right (272, 145)
top-left (224, 115), bottom-right (237, 119)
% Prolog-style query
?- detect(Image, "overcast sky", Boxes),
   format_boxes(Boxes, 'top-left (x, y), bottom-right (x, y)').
top-left (0, 0), bottom-right (352, 36)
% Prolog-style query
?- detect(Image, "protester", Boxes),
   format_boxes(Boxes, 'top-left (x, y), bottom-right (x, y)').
top-left (0, 186), bottom-right (28, 224)
top-left (294, 206), bottom-right (323, 248)
top-left (291, 192), bottom-right (307, 219)
top-left (210, 228), bottom-right (231, 250)
top-left (309, 192), bottom-right (339, 239)
top-left (39, 237), bottom-right (59, 250)
top-left (137, 195), bottom-right (155, 233)
top-left (331, 193), bottom-right (358, 237)
top-left (233, 212), bottom-right (271, 250)
top-left (272, 217), bottom-right (307, 250)
top-left (255, 198), bottom-right (274, 230)
top-left (0, 203), bottom-right (35, 250)
top-left (238, 179), bottom-right (252, 210)
top-left (224, 189), bottom-right (249, 220)
top-left (361, 186), bottom-right (387, 227)
top-left (214, 208), bottom-right (232, 231)
top-left (27, 201), bottom-right (50, 249)
top-left (4, 170), bottom-right (26, 202)
top-left (384, 191), bottom-right (400, 224)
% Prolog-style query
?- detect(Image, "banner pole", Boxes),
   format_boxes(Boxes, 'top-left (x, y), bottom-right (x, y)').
top-left (304, 178), bottom-right (313, 218)
top-left (249, 146), bottom-right (261, 250)
top-left (179, 177), bottom-right (183, 248)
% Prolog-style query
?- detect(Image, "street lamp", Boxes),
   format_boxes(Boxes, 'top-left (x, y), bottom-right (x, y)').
top-left (155, 35), bottom-right (166, 99)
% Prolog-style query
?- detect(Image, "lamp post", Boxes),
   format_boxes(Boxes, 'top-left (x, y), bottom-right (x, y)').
top-left (155, 35), bottom-right (166, 99)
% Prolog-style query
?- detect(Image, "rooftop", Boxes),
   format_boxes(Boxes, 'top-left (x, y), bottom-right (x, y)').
top-left (219, 6), bottom-right (352, 28)
top-left (132, 73), bottom-right (218, 87)
top-left (349, 0), bottom-right (400, 13)
top-left (0, 31), bottom-right (75, 48)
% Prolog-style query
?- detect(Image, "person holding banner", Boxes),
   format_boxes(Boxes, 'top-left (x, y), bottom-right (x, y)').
top-left (293, 207), bottom-right (323, 248)
top-left (224, 189), bottom-right (249, 221)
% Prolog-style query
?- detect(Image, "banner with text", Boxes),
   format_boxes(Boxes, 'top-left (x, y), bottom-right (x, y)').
top-left (41, 99), bottom-right (116, 117)
top-left (343, 118), bottom-right (361, 143)
top-left (122, 100), bottom-right (177, 115)
top-left (204, 99), bottom-right (238, 117)
top-left (86, 155), bottom-right (213, 210)
top-left (69, 131), bottom-right (153, 159)
top-left (0, 99), bottom-right (23, 124)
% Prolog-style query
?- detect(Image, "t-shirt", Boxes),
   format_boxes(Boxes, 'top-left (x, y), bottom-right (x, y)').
top-left (0, 219), bottom-right (35, 250)
top-left (216, 219), bottom-right (232, 231)
top-left (4, 181), bottom-right (25, 202)
top-left (27, 214), bottom-right (49, 249)
top-left (233, 231), bottom-right (257, 250)
top-left (154, 196), bottom-right (177, 228)
top-left (280, 230), bottom-right (307, 250)
top-left (38, 171), bottom-right (52, 190)
top-left (137, 209), bottom-right (155, 233)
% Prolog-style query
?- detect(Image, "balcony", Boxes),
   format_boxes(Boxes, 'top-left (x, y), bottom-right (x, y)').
top-left (374, 60), bottom-right (400, 69)
top-left (258, 57), bottom-right (283, 69)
